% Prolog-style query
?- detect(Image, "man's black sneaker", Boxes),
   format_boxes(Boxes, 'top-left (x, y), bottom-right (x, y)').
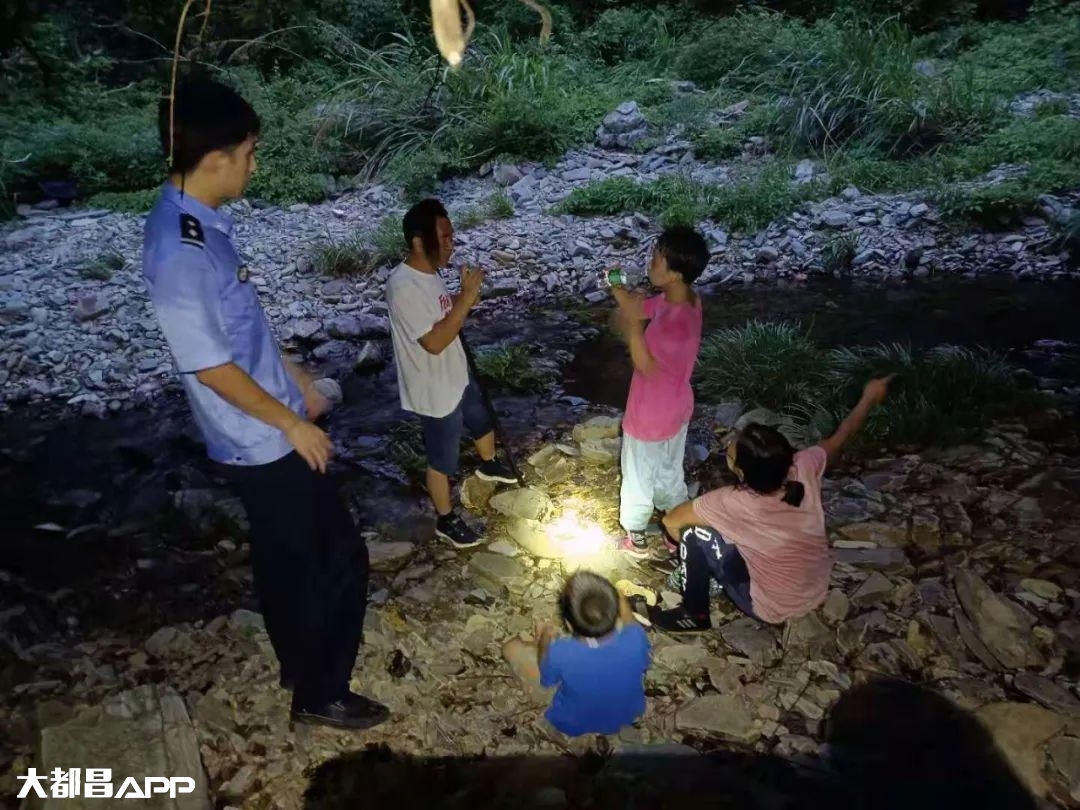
top-left (291, 692), bottom-right (389, 731)
top-left (650, 606), bottom-right (712, 633)
top-left (436, 511), bottom-right (483, 549)
top-left (476, 459), bottom-right (519, 484)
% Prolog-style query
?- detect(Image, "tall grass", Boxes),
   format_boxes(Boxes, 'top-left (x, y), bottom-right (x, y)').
top-left (697, 322), bottom-right (829, 417)
top-left (696, 323), bottom-right (1037, 448)
top-left (775, 21), bottom-right (998, 157)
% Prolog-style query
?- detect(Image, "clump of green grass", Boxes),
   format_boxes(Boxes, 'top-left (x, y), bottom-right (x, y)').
top-left (822, 233), bottom-right (859, 274)
top-left (697, 322), bottom-right (830, 418)
top-left (557, 174), bottom-right (707, 225)
top-left (79, 250), bottom-right (125, 281)
top-left (86, 189), bottom-right (158, 214)
top-left (691, 127), bottom-right (743, 162)
top-left (371, 215), bottom-right (404, 266)
top-left (558, 165), bottom-right (823, 233)
top-left (388, 420), bottom-right (426, 476)
top-left (473, 344), bottom-right (545, 392)
top-left (696, 322), bottom-right (1039, 449)
top-left (708, 163), bottom-right (822, 233)
top-left (313, 236), bottom-right (380, 277)
top-left (460, 191), bottom-right (515, 229)
top-left (824, 343), bottom-right (1032, 447)
top-left (314, 216), bottom-right (404, 277)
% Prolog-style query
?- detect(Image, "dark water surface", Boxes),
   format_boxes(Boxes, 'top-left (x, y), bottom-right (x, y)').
top-left (563, 276), bottom-right (1080, 408)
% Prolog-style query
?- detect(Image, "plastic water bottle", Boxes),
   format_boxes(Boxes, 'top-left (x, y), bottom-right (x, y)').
top-left (600, 266), bottom-right (644, 289)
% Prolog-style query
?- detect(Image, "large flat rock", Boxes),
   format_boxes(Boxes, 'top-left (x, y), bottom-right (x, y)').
top-left (33, 685), bottom-right (209, 810)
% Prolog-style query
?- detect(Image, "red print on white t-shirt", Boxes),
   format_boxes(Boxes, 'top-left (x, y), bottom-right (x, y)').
top-left (439, 294), bottom-right (452, 313)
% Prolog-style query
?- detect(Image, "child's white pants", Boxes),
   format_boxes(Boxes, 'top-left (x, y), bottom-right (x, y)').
top-left (619, 424), bottom-right (689, 532)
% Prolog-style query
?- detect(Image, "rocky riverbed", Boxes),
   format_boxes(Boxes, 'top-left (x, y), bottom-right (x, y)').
top-left (4, 397), bottom-right (1080, 808)
top-left (2, 97), bottom-right (1079, 415)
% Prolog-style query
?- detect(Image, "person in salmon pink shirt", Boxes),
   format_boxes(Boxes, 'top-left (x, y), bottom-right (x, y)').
top-left (650, 376), bottom-right (893, 632)
top-left (609, 225), bottom-right (710, 559)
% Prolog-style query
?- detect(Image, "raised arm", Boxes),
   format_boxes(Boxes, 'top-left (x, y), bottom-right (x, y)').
top-left (818, 375), bottom-right (893, 464)
top-left (419, 267), bottom-right (483, 354)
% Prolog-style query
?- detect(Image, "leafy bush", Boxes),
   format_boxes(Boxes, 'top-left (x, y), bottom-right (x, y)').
top-left (954, 12), bottom-right (1080, 97)
top-left (585, 7), bottom-right (678, 68)
top-left (473, 344), bottom-right (545, 391)
top-left (0, 109), bottom-right (161, 198)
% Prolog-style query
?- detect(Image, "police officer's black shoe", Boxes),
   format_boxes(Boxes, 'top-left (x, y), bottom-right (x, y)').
top-left (435, 511), bottom-right (483, 549)
top-left (291, 692), bottom-right (389, 731)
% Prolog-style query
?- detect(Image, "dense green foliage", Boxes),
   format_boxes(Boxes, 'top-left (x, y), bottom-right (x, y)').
top-left (696, 321), bottom-right (1040, 447)
top-left (2, 0), bottom-right (1078, 223)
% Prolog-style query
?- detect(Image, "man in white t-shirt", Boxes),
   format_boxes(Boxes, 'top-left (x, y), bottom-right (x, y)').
top-left (385, 199), bottom-right (517, 548)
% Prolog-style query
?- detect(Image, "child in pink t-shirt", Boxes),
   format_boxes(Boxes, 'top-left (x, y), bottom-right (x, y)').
top-left (652, 376), bottom-right (893, 631)
top-left (610, 226), bottom-right (709, 558)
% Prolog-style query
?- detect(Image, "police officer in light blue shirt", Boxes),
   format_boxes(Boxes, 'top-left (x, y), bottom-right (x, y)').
top-left (142, 76), bottom-right (387, 731)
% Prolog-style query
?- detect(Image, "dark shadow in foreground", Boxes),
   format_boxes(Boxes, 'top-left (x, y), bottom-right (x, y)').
top-left (303, 678), bottom-right (1039, 810)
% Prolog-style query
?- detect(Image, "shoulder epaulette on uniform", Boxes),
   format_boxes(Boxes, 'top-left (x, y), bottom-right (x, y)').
top-left (179, 213), bottom-right (205, 249)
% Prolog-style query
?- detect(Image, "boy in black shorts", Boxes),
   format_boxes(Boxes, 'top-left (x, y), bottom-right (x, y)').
top-left (385, 199), bottom-right (517, 548)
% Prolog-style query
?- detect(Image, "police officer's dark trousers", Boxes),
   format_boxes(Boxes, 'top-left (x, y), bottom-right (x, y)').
top-left (222, 451), bottom-right (368, 708)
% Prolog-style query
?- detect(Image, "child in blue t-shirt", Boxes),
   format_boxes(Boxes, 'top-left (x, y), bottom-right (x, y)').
top-left (502, 570), bottom-right (651, 737)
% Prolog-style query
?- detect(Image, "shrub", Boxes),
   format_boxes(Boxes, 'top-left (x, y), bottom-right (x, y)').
top-left (696, 321), bottom-right (829, 417)
top-left (473, 344), bottom-right (545, 391)
top-left (0, 109), bottom-right (161, 198)
top-left (584, 7), bottom-right (679, 69)
top-left (954, 13), bottom-right (1080, 97)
